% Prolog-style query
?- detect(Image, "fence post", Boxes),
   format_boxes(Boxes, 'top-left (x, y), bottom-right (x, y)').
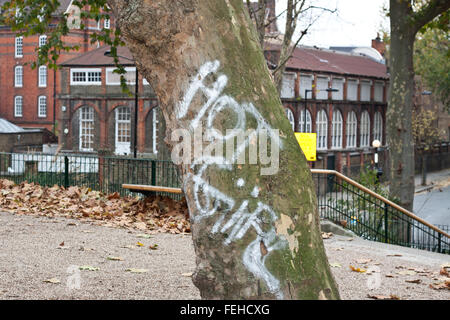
top-left (151, 160), bottom-right (156, 186)
top-left (64, 156), bottom-right (69, 188)
top-left (384, 203), bottom-right (389, 243)
top-left (438, 233), bottom-right (442, 253)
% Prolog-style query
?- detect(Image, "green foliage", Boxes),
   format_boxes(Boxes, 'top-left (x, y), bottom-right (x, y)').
top-left (414, 28), bottom-right (450, 111)
top-left (0, 0), bottom-right (132, 94)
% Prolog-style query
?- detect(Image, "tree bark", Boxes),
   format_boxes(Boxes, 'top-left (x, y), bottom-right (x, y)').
top-left (109, 0), bottom-right (339, 300)
top-left (387, 0), bottom-right (417, 211)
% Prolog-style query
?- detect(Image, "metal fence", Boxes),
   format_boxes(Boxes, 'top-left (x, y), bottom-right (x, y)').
top-left (0, 152), bottom-right (182, 199)
top-left (312, 170), bottom-right (450, 254)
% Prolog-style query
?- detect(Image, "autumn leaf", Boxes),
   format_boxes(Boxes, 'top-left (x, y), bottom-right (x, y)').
top-left (136, 242), bottom-right (144, 247)
top-left (349, 265), bottom-right (366, 273)
top-left (79, 266), bottom-right (100, 271)
top-left (125, 268), bottom-right (149, 273)
top-left (330, 262), bottom-right (342, 268)
top-left (107, 256), bottom-right (124, 261)
top-left (368, 294), bottom-right (400, 300)
top-left (43, 278), bottom-right (60, 284)
top-left (149, 244), bottom-right (159, 250)
top-left (181, 272), bottom-right (193, 277)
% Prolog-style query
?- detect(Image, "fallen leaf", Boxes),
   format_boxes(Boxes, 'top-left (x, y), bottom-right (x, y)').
top-left (321, 232), bottom-right (333, 239)
top-left (330, 263), bottom-right (342, 268)
top-left (397, 270), bottom-right (417, 276)
top-left (405, 279), bottom-right (421, 284)
top-left (149, 244), bottom-right (158, 250)
top-left (367, 294), bottom-right (400, 300)
top-left (107, 256), bottom-right (124, 261)
top-left (59, 241), bottom-right (64, 247)
top-left (136, 242), bottom-right (144, 247)
top-left (79, 266), bottom-right (99, 271)
top-left (335, 247), bottom-right (345, 251)
top-left (125, 268), bottom-right (149, 273)
top-left (181, 272), bottom-right (193, 277)
top-left (385, 274), bottom-right (395, 278)
top-left (350, 265), bottom-right (366, 273)
top-left (137, 234), bottom-right (152, 239)
top-left (43, 278), bottom-right (60, 284)
top-left (387, 254), bottom-right (403, 257)
top-left (356, 258), bottom-right (372, 264)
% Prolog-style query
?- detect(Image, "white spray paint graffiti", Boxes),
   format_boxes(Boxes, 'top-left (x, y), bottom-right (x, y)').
top-left (177, 60), bottom-right (288, 299)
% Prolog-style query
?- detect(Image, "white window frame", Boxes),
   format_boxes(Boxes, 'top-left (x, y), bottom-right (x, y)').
top-left (38, 65), bottom-right (47, 87)
top-left (360, 80), bottom-right (372, 102)
top-left (374, 111), bottom-right (383, 143)
top-left (39, 35), bottom-right (47, 47)
top-left (347, 79), bottom-right (358, 101)
top-left (104, 18), bottom-right (110, 29)
top-left (105, 67), bottom-right (136, 85)
top-left (15, 66), bottom-right (23, 87)
top-left (374, 81), bottom-right (384, 102)
top-left (70, 68), bottom-right (102, 85)
top-left (331, 110), bottom-right (343, 149)
top-left (360, 111), bottom-right (371, 147)
top-left (331, 78), bottom-right (344, 100)
top-left (38, 96), bottom-right (47, 118)
top-left (79, 106), bottom-right (95, 152)
top-left (346, 111), bottom-right (357, 148)
top-left (316, 76), bottom-right (329, 100)
top-left (280, 72), bottom-right (296, 99)
top-left (115, 106), bottom-right (131, 155)
top-left (153, 107), bottom-right (159, 154)
top-left (299, 74), bottom-right (313, 98)
top-left (316, 109), bottom-right (328, 150)
top-left (15, 36), bottom-right (23, 58)
top-left (285, 108), bottom-right (295, 131)
top-left (299, 108), bottom-right (312, 133)
top-left (14, 96), bottom-right (23, 117)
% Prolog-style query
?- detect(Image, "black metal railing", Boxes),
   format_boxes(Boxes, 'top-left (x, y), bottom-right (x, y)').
top-left (0, 152), bottom-right (182, 199)
top-left (312, 169), bottom-right (450, 254)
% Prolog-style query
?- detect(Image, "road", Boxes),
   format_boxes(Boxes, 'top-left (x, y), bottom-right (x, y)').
top-left (414, 185), bottom-right (450, 228)
top-left (0, 211), bottom-right (449, 300)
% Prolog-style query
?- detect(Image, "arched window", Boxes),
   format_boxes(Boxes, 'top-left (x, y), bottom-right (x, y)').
top-left (346, 111), bottom-right (357, 148)
top-left (299, 108), bottom-right (312, 133)
top-left (360, 111), bottom-right (370, 147)
top-left (115, 106), bottom-right (131, 155)
top-left (79, 106), bottom-right (95, 152)
top-left (331, 110), bottom-right (343, 149)
top-left (285, 108), bottom-right (295, 131)
top-left (316, 110), bottom-right (328, 150)
top-left (374, 112), bottom-right (383, 143)
top-left (15, 66), bottom-right (23, 87)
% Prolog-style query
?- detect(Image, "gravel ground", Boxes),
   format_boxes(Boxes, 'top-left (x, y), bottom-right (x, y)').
top-left (0, 211), bottom-right (448, 300)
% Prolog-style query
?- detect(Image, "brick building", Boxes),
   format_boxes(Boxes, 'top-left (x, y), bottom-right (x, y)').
top-left (0, 0), bottom-right (110, 132)
top-left (266, 43), bottom-right (389, 176)
top-left (58, 45), bottom-right (165, 157)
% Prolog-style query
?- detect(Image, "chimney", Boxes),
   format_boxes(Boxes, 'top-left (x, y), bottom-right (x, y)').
top-left (371, 33), bottom-right (386, 57)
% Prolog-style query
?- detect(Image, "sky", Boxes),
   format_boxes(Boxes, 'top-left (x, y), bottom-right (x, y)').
top-left (275, 0), bottom-right (390, 49)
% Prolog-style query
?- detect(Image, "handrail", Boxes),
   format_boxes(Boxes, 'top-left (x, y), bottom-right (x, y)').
top-left (311, 169), bottom-right (450, 239)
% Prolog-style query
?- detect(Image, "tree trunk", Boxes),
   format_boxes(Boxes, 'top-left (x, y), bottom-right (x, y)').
top-left (109, 0), bottom-right (339, 300)
top-left (387, 0), bottom-right (417, 212)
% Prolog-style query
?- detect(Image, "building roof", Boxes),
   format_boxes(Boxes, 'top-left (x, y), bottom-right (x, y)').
top-left (0, 118), bottom-right (25, 133)
top-left (266, 44), bottom-right (389, 80)
top-left (60, 45), bottom-right (135, 67)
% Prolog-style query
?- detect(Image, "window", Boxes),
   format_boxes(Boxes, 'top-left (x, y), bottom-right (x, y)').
top-left (38, 96), bottom-right (47, 117)
top-left (280, 72), bottom-right (296, 99)
top-left (298, 108), bottom-right (312, 133)
top-left (331, 78), bottom-right (344, 100)
top-left (346, 111), bottom-right (357, 148)
top-left (152, 107), bottom-right (159, 154)
top-left (285, 108), bottom-right (295, 131)
top-left (316, 109), bottom-right (328, 150)
top-left (115, 107), bottom-right (131, 155)
top-left (360, 80), bottom-right (371, 101)
top-left (331, 110), bottom-right (343, 149)
top-left (15, 36), bottom-right (23, 57)
top-left (347, 79), bottom-right (358, 101)
top-left (15, 66), bottom-right (23, 87)
top-left (374, 81), bottom-right (384, 102)
top-left (104, 18), bottom-right (110, 29)
top-left (316, 76), bottom-right (329, 100)
top-left (106, 67), bottom-right (136, 85)
top-left (14, 96), bottom-right (23, 117)
top-left (299, 74), bottom-right (313, 98)
top-left (70, 68), bottom-right (102, 85)
top-left (38, 66), bottom-right (47, 87)
top-left (39, 35), bottom-right (47, 47)
top-left (374, 112), bottom-right (383, 143)
top-left (79, 106), bottom-right (95, 151)
top-left (360, 111), bottom-right (371, 147)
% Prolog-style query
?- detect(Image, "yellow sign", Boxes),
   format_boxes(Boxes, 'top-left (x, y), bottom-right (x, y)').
top-left (294, 133), bottom-right (317, 161)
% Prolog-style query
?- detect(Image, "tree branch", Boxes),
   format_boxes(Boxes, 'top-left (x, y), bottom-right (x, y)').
top-left (412, 0), bottom-right (450, 33)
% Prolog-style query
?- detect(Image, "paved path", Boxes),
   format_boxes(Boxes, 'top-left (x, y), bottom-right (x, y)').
top-left (0, 211), bottom-right (448, 300)
top-left (414, 185), bottom-right (450, 227)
